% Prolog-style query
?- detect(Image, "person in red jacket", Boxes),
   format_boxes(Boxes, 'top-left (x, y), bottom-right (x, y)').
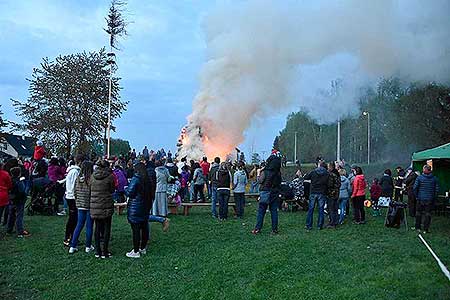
top-left (370, 178), bottom-right (382, 217)
top-left (200, 157), bottom-right (211, 199)
top-left (33, 140), bottom-right (46, 161)
top-left (0, 162), bottom-right (13, 225)
top-left (351, 166), bottom-right (367, 224)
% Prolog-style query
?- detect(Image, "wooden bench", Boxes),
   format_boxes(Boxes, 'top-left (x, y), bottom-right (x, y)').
top-left (114, 202), bottom-right (127, 215)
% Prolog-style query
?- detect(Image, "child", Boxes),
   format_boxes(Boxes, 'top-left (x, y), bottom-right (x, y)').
top-left (7, 167), bottom-right (30, 237)
top-left (0, 162), bottom-right (12, 225)
top-left (370, 178), bottom-right (382, 216)
top-left (33, 140), bottom-right (46, 161)
top-left (179, 166), bottom-right (190, 201)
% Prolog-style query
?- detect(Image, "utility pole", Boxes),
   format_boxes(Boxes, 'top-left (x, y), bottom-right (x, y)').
top-left (363, 111), bottom-right (370, 165)
top-left (294, 131), bottom-right (298, 163)
top-left (106, 51), bottom-right (115, 159)
top-left (337, 119), bottom-right (341, 162)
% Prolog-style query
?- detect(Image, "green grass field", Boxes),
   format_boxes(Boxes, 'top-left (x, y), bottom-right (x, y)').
top-left (1, 203), bottom-right (450, 300)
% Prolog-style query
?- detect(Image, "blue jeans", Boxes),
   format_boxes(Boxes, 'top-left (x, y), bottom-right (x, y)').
top-left (7, 203), bottom-right (24, 234)
top-left (255, 191), bottom-right (278, 231)
top-left (338, 197), bottom-right (349, 224)
top-left (306, 193), bottom-right (327, 229)
top-left (217, 189), bottom-right (230, 219)
top-left (70, 209), bottom-right (93, 248)
top-left (211, 186), bottom-right (218, 217)
top-left (249, 181), bottom-right (259, 193)
top-left (148, 215), bottom-right (165, 223)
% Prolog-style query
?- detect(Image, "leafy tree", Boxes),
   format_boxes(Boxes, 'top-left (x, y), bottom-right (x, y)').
top-left (110, 138), bottom-right (131, 157)
top-left (12, 49), bottom-right (127, 158)
top-left (104, 0), bottom-right (128, 50)
top-left (0, 105), bottom-right (6, 130)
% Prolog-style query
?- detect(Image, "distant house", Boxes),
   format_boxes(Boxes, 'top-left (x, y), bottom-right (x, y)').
top-left (0, 133), bottom-right (35, 159)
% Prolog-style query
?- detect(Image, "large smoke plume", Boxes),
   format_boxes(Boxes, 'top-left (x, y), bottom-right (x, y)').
top-left (178, 0), bottom-right (450, 160)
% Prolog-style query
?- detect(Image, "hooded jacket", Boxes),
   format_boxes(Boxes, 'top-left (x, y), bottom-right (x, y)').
top-left (209, 163), bottom-right (220, 186)
top-left (304, 167), bottom-right (329, 195)
top-left (33, 145), bottom-right (46, 161)
top-left (126, 174), bottom-right (149, 224)
top-left (193, 167), bottom-right (206, 185)
top-left (352, 174), bottom-right (367, 197)
top-left (370, 183), bottom-right (382, 200)
top-left (155, 166), bottom-right (170, 192)
top-left (413, 173), bottom-right (439, 203)
top-left (64, 165), bottom-right (81, 199)
top-left (216, 168), bottom-right (232, 190)
top-left (339, 176), bottom-right (352, 199)
top-left (113, 167), bottom-right (128, 192)
top-left (146, 161), bottom-right (157, 202)
top-left (233, 169), bottom-right (248, 193)
top-left (379, 174), bottom-right (394, 197)
top-left (90, 166), bottom-right (115, 219)
top-left (75, 175), bottom-right (91, 209)
top-left (9, 176), bottom-right (26, 205)
top-left (48, 164), bottom-right (64, 182)
top-left (0, 169), bottom-right (12, 207)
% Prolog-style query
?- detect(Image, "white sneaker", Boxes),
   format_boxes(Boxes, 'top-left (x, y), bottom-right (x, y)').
top-left (139, 248), bottom-right (147, 255)
top-left (57, 211), bottom-right (66, 216)
top-left (68, 247), bottom-right (78, 254)
top-left (126, 250), bottom-right (141, 259)
top-left (85, 246), bottom-right (95, 253)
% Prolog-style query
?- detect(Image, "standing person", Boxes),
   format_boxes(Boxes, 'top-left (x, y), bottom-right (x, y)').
top-left (394, 167), bottom-right (406, 201)
top-left (62, 155), bottom-right (82, 246)
top-left (405, 167), bottom-right (418, 217)
top-left (413, 165), bottom-right (439, 233)
top-left (131, 149), bottom-right (137, 161)
top-left (69, 161), bottom-right (95, 254)
top-left (379, 169), bottom-right (394, 198)
top-left (6, 167), bottom-right (29, 237)
top-left (48, 157), bottom-right (65, 214)
top-left (233, 161), bottom-right (248, 218)
top-left (326, 162), bottom-right (341, 229)
top-left (209, 157), bottom-right (221, 218)
top-left (193, 162), bottom-right (206, 203)
top-left (216, 162), bottom-right (232, 221)
top-left (142, 146), bottom-right (150, 161)
top-left (90, 160), bottom-right (115, 258)
top-left (304, 161), bottom-right (329, 231)
top-left (248, 164), bottom-right (259, 194)
top-left (338, 169), bottom-right (351, 225)
top-left (252, 150), bottom-right (282, 234)
top-left (113, 163), bottom-right (127, 203)
top-left (125, 163), bottom-right (151, 258)
top-left (370, 178), bottom-right (382, 216)
top-left (200, 157), bottom-right (211, 199)
top-left (0, 162), bottom-right (12, 226)
top-left (153, 160), bottom-right (171, 218)
top-left (351, 166), bottom-right (367, 224)
top-left (179, 166), bottom-right (190, 202)
top-left (147, 159), bottom-right (169, 232)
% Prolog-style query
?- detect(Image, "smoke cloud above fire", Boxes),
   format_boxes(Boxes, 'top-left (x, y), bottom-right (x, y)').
top-left (178, 0), bottom-right (450, 160)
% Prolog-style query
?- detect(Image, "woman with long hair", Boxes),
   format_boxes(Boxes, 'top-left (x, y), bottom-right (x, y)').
top-left (351, 166), bottom-right (367, 224)
top-left (125, 162), bottom-right (152, 258)
top-left (69, 161), bottom-right (94, 254)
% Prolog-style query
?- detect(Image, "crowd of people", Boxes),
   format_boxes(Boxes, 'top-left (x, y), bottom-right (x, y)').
top-left (0, 141), bottom-right (441, 260)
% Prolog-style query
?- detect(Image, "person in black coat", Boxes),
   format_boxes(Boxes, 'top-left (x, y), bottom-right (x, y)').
top-left (125, 162), bottom-right (152, 258)
top-left (405, 168), bottom-right (418, 217)
top-left (379, 169), bottom-right (394, 198)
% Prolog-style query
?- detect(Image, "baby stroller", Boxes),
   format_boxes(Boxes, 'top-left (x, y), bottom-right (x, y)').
top-left (385, 201), bottom-right (408, 229)
top-left (27, 178), bottom-right (56, 216)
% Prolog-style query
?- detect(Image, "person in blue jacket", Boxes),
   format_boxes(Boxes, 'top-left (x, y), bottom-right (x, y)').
top-left (413, 165), bottom-right (439, 233)
top-left (125, 162), bottom-right (152, 258)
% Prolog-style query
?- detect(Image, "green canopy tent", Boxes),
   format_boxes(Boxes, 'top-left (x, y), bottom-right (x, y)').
top-left (412, 142), bottom-right (450, 196)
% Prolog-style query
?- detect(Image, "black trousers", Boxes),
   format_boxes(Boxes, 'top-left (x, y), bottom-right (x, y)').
top-left (407, 189), bottom-right (417, 217)
top-left (54, 183), bottom-right (65, 212)
top-left (193, 184), bottom-right (205, 202)
top-left (352, 196), bottom-right (366, 222)
top-left (327, 198), bottom-right (339, 226)
top-left (0, 204), bottom-right (8, 225)
top-left (65, 198), bottom-right (78, 241)
top-left (94, 216), bottom-right (112, 255)
top-left (131, 222), bottom-right (149, 252)
top-left (234, 193), bottom-right (245, 217)
top-left (415, 202), bottom-right (432, 231)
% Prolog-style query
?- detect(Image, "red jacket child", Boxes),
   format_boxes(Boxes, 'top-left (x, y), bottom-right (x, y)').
top-left (0, 167), bottom-right (12, 207)
top-left (370, 179), bottom-right (382, 200)
top-left (33, 141), bottom-right (46, 161)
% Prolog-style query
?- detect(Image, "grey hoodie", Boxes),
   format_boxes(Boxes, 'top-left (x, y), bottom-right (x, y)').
top-left (339, 175), bottom-right (352, 199)
top-left (233, 169), bottom-right (248, 193)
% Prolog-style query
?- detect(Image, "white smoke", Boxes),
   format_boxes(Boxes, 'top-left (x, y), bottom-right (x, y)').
top-left (178, 0), bottom-right (450, 160)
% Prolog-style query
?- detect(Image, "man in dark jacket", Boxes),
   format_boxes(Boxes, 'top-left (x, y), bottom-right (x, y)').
top-left (252, 150), bottom-right (282, 234)
top-left (413, 165), bottom-right (439, 233)
top-left (404, 168), bottom-right (418, 217)
top-left (394, 167), bottom-right (406, 201)
top-left (208, 157), bottom-right (220, 218)
top-left (326, 163), bottom-right (341, 228)
top-left (304, 161), bottom-right (329, 230)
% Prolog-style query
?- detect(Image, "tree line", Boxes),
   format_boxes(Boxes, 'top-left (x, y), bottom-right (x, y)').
top-left (277, 78), bottom-right (450, 164)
